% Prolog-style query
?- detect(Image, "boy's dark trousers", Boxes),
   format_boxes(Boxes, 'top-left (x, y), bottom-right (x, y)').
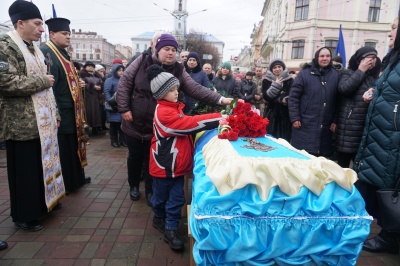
top-left (151, 176), bottom-right (185, 230)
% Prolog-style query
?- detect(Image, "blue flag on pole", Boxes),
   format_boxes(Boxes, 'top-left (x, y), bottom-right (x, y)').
top-left (334, 24), bottom-right (346, 68)
top-left (52, 4), bottom-right (57, 18)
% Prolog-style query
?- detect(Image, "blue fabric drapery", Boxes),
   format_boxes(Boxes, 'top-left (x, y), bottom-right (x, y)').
top-left (190, 130), bottom-right (371, 266)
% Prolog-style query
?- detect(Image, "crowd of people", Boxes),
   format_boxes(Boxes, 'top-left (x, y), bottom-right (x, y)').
top-left (1, 0), bottom-right (400, 255)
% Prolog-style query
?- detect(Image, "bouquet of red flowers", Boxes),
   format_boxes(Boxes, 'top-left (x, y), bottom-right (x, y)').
top-left (218, 99), bottom-right (269, 141)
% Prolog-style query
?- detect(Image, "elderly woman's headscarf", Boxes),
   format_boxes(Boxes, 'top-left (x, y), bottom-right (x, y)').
top-left (312, 47), bottom-right (333, 69)
top-left (381, 15), bottom-right (400, 70)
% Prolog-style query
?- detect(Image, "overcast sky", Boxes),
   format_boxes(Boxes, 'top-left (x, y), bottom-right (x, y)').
top-left (1, 0), bottom-right (264, 62)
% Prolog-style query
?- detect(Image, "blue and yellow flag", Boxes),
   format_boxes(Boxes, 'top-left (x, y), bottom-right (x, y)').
top-left (334, 24), bottom-right (346, 68)
top-left (52, 4), bottom-right (57, 18)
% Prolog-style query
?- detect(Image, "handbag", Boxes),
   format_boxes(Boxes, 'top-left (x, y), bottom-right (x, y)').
top-left (376, 175), bottom-right (400, 232)
top-left (104, 101), bottom-right (116, 112)
top-left (107, 92), bottom-right (118, 112)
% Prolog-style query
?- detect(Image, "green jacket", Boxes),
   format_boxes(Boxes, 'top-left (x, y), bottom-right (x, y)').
top-left (0, 33), bottom-right (51, 141)
top-left (354, 61), bottom-right (400, 189)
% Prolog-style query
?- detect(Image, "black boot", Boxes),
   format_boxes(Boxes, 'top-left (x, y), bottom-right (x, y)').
top-left (363, 229), bottom-right (399, 254)
top-left (152, 216), bottom-right (165, 233)
top-left (109, 127), bottom-right (119, 148)
top-left (163, 229), bottom-right (184, 250)
top-left (110, 135), bottom-right (119, 148)
top-left (119, 135), bottom-right (127, 147)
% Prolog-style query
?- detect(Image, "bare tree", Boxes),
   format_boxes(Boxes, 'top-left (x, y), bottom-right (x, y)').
top-left (185, 31), bottom-right (220, 69)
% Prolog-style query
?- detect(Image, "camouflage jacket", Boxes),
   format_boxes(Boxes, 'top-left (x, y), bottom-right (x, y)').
top-left (253, 75), bottom-right (266, 104)
top-left (0, 33), bottom-right (52, 141)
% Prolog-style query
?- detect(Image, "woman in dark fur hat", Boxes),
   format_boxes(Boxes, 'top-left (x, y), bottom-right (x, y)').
top-left (336, 46), bottom-right (380, 168)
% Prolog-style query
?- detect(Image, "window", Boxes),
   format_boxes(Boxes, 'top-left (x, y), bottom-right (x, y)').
top-left (90, 54), bottom-right (93, 60)
top-left (76, 53), bottom-right (79, 59)
top-left (295, 0), bottom-right (309, 21)
top-left (368, 0), bottom-right (381, 22)
top-left (325, 40), bottom-right (338, 55)
top-left (83, 44), bottom-right (86, 49)
top-left (83, 54), bottom-right (86, 61)
top-left (292, 40), bottom-right (305, 59)
top-left (76, 43), bottom-right (79, 49)
top-left (365, 42), bottom-right (376, 48)
top-left (96, 54), bottom-right (100, 60)
top-left (136, 44), bottom-right (139, 50)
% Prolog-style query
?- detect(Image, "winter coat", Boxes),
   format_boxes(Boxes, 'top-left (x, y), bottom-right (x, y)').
top-left (79, 68), bottom-right (102, 128)
top-left (116, 53), bottom-right (222, 141)
top-left (104, 64), bottom-right (123, 123)
top-left (262, 70), bottom-right (293, 141)
top-left (237, 79), bottom-right (256, 104)
top-left (183, 62), bottom-right (211, 114)
top-left (353, 61), bottom-right (400, 189)
top-left (336, 68), bottom-right (378, 154)
top-left (0, 33), bottom-right (52, 141)
top-left (150, 100), bottom-right (222, 178)
top-left (288, 61), bottom-right (339, 156)
top-left (207, 73), bottom-right (215, 82)
top-left (211, 74), bottom-right (237, 97)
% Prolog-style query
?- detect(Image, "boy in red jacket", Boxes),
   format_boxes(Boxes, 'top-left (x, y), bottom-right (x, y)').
top-left (147, 64), bottom-right (227, 250)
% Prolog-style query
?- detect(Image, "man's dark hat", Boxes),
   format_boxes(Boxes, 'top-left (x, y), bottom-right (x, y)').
top-left (84, 61), bottom-right (95, 68)
top-left (246, 71), bottom-right (255, 76)
top-left (9, 0), bottom-right (43, 24)
top-left (45, 18), bottom-right (70, 32)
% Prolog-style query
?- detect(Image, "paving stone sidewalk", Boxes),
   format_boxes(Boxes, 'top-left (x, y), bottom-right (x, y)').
top-left (0, 133), bottom-right (399, 265)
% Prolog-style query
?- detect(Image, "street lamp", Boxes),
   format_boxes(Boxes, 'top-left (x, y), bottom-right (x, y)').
top-left (153, 2), bottom-right (206, 50)
top-left (182, 9), bottom-right (207, 50)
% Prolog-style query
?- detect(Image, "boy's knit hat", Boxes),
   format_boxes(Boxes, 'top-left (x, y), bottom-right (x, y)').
top-left (146, 64), bottom-right (180, 100)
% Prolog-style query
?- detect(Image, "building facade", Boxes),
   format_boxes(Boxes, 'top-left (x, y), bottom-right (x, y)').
top-left (115, 44), bottom-right (133, 61)
top-left (68, 29), bottom-right (115, 67)
top-left (251, 0), bottom-right (397, 70)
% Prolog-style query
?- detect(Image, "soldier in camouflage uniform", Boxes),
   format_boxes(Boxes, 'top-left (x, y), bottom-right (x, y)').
top-left (253, 66), bottom-right (266, 117)
top-left (0, 1), bottom-right (60, 232)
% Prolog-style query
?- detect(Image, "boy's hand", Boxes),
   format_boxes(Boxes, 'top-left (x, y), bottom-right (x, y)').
top-left (221, 97), bottom-right (233, 105)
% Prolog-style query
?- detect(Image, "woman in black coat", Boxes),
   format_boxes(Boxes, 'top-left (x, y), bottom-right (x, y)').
top-left (288, 47), bottom-right (339, 157)
top-left (336, 46), bottom-right (380, 167)
top-left (211, 62), bottom-right (237, 97)
top-left (262, 58), bottom-right (293, 142)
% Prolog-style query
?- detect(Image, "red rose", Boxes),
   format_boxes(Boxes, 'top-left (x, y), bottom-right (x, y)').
top-left (227, 131), bottom-right (239, 141)
top-left (243, 102), bottom-right (252, 112)
top-left (218, 132), bottom-right (229, 139)
top-left (248, 130), bottom-right (259, 138)
top-left (240, 128), bottom-right (249, 137)
top-left (248, 121), bottom-right (261, 131)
